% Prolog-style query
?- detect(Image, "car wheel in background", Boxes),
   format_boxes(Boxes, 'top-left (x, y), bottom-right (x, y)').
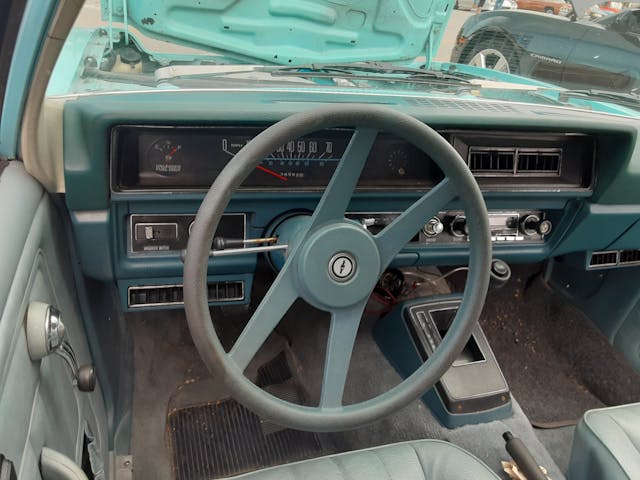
top-left (465, 35), bottom-right (519, 74)
top-left (544, 7), bottom-right (555, 14)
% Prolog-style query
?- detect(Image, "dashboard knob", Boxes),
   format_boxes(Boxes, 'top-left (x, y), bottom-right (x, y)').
top-left (520, 214), bottom-right (541, 236)
top-left (537, 219), bottom-right (553, 236)
top-left (450, 215), bottom-right (468, 237)
top-left (423, 217), bottom-right (444, 237)
top-left (520, 214), bottom-right (552, 237)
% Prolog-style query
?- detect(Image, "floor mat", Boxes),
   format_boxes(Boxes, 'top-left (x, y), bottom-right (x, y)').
top-left (476, 265), bottom-right (640, 424)
top-left (279, 297), bottom-right (567, 479)
top-left (167, 352), bottom-right (327, 480)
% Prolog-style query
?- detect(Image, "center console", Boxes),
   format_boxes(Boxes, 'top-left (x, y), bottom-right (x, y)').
top-left (374, 294), bottom-right (512, 428)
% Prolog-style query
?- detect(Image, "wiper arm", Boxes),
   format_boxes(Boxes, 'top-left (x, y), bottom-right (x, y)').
top-left (556, 88), bottom-right (640, 110)
top-left (269, 61), bottom-right (473, 86)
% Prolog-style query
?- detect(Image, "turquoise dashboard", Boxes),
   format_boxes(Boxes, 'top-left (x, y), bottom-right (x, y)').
top-left (60, 89), bottom-right (640, 311)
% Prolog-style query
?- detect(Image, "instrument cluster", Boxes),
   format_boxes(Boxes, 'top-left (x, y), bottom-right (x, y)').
top-left (113, 125), bottom-right (443, 191)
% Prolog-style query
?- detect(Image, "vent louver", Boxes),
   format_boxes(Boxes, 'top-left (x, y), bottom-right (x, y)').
top-left (517, 150), bottom-right (561, 173)
top-left (467, 147), bottom-right (561, 176)
top-left (589, 251), bottom-right (620, 268)
top-left (128, 281), bottom-right (244, 307)
top-left (468, 148), bottom-right (515, 173)
top-left (619, 249), bottom-right (640, 265)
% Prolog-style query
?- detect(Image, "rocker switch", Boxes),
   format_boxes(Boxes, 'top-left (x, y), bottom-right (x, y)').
top-left (134, 223), bottom-right (178, 241)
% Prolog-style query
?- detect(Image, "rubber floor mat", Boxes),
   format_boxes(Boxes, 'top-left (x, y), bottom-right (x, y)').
top-left (167, 352), bottom-right (327, 480)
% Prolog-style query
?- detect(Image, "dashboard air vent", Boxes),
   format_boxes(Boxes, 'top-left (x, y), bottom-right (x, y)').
top-left (128, 281), bottom-right (244, 307)
top-left (517, 149), bottom-right (561, 174)
top-left (467, 147), bottom-right (562, 176)
top-left (619, 249), bottom-right (640, 265)
top-left (589, 251), bottom-right (619, 268)
top-left (468, 147), bottom-right (515, 174)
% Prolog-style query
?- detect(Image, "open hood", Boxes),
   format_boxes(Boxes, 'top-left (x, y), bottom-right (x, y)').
top-left (101, 0), bottom-right (454, 65)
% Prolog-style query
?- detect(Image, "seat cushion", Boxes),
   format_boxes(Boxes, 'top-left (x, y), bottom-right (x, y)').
top-left (568, 402), bottom-right (640, 480)
top-left (229, 439), bottom-right (499, 480)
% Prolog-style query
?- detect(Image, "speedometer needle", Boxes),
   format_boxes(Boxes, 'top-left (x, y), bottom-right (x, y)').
top-left (256, 165), bottom-right (288, 182)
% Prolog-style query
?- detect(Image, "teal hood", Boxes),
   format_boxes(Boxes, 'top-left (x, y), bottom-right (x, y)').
top-left (101, 0), bottom-right (454, 65)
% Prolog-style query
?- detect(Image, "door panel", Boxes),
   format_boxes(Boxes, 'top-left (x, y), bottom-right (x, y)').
top-left (0, 162), bottom-right (108, 479)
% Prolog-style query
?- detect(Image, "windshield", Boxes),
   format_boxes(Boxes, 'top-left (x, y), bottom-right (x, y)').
top-left (48, 0), bottom-right (640, 116)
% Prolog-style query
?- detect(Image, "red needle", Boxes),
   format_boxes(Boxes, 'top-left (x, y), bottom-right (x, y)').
top-left (165, 146), bottom-right (179, 162)
top-left (256, 164), bottom-right (289, 182)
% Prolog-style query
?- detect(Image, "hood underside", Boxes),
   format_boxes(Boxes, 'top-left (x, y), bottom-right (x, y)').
top-left (101, 0), bottom-right (454, 65)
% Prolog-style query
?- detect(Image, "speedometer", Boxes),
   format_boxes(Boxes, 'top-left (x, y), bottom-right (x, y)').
top-left (218, 129), bottom-right (351, 186)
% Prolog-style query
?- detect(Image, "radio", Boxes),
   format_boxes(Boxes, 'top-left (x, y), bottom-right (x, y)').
top-left (421, 210), bottom-right (551, 244)
top-left (346, 210), bottom-right (551, 245)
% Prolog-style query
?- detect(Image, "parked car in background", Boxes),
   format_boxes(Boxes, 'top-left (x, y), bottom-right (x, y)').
top-left (582, 1), bottom-right (640, 20)
top-left (451, 8), bottom-right (640, 91)
top-left (516, 0), bottom-right (573, 14)
top-left (455, 0), bottom-right (518, 10)
top-left (583, 1), bottom-right (624, 20)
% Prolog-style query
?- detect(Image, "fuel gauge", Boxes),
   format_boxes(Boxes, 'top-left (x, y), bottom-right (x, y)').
top-left (148, 139), bottom-right (183, 176)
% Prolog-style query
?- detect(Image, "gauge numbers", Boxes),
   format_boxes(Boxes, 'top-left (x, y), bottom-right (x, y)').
top-left (221, 134), bottom-right (346, 183)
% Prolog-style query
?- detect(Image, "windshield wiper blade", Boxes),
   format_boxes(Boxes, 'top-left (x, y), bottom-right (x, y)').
top-left (269, 61), bottom-right (473, 85)
top-left (556, 89), bottom-right (640, 110)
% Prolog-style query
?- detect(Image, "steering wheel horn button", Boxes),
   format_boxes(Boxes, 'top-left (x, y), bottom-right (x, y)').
top-left (297, 222), bottom-right (381, 309)
top-left (329, 252), bottom-right (356, 282)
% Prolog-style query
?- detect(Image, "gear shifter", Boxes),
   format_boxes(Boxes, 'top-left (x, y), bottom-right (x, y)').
top-left (25, 302), bottom-right (96, 392)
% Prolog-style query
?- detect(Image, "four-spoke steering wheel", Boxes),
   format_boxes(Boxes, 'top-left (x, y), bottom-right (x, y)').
top-left (184, 105), bottom-right (491, 432)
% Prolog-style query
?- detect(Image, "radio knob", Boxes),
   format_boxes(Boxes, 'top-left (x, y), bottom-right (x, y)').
top-left (520, 214), bottom-right (540, 236)
top-left (538, 219), bottom-right (553, 236)
top-left (423, 217), bottom-right (444, 237)
top-left (520, 214), bottom-right (552, 236)
top-left (450, 215), bottom-right (468, 237)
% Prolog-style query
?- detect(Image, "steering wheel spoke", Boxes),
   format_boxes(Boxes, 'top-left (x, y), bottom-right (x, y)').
top-left (308, 128), bottom-right (378, 229)
top-left (319, 300), bottom-right (367, 409)
top-left (229, 266), bottom-right (298, 371)
top-left (375, 178), bottom-right (457, 266)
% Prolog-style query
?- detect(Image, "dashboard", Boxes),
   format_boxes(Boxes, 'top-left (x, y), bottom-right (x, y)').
top-left (58, 90), bottom-right (640, 312)
top-left (112, 125), bottom-right (593, 192)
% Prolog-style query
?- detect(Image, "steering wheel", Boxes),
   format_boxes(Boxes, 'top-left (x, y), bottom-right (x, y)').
top-left (184, 105), bottom-right (491, 432)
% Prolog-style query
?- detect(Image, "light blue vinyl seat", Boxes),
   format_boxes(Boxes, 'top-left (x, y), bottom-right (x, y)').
top-left (568, 403), bottom-right (640, 480)
top-left (230, 439), bottom-right (500, 480)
